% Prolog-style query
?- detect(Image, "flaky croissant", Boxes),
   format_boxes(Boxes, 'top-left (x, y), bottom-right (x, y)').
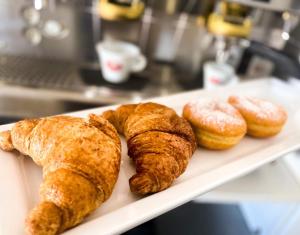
top-left (0, 114), bottom-right (121, 235)
top-left (103, 102), bottom-right (196, 195)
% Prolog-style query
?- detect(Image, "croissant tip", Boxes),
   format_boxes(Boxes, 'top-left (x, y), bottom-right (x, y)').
top-left (26, 202), bottom-right (62, 235)
top-left (129, 172), bottom-right (156, 195)
top-left (0, 130), bottom-right (14, 151)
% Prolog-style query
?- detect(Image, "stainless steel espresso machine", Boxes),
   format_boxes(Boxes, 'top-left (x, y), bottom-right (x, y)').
top-left (0, 0), bottom-right (300, 121)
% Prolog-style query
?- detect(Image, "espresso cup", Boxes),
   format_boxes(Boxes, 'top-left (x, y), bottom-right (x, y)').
top-left (96, 40), bottom-right (147, 83)
top-left (204, 62), bottom-right (238, 89)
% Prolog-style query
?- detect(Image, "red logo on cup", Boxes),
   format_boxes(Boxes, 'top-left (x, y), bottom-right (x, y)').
top-left (209, 77), bottom-right (221, 84)
top-left (106, 61), bottom-right (123, 71)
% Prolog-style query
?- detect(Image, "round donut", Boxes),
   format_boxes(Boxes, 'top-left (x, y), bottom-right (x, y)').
top-left (228, 95), bottom-right (287, 138)
top-left (183, 100), bottom-right (247, 150)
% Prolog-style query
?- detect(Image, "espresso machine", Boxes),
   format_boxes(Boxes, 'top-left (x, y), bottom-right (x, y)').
top-left (0, 0), bottom-right (300, 121)
top-left (0, 0), bottom-right (215, 112)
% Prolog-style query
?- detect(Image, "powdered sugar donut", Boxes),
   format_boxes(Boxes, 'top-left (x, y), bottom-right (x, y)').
top-left (228, 96), bottom-right (287, 138)
top-left (183, 100), bottom-right (247, 150)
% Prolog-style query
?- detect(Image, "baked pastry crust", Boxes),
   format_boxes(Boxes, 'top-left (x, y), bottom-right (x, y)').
top-left (228, 96), bottom-right (287, 137)
top-left (183, 100), bottom-right (247, 150)
top-left (103, 102), bottom-right (196, 195)
top-left (0, 114), bottom-right (121, 235)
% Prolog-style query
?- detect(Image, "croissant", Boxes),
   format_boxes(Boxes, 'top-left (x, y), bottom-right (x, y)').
top-left (103, 102), bottom-right (196, 195)
top-left (0, 114), bottom-right (121, 235)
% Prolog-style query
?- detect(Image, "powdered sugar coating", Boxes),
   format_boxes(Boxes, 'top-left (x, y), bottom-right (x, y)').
top-left (186, 100), bottom-right (246, 132)
top-left (228, 96), bottom-right (287, 123)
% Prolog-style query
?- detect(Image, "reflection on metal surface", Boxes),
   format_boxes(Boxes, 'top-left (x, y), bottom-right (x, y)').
top-left (22, 6), bottom-right (40, 25)
top-left (33, 0), bottom-right (48, 11)
top-left (23, 27), bottom-right (42, 45)
top-left (42, 20), bottom-right (70, 39)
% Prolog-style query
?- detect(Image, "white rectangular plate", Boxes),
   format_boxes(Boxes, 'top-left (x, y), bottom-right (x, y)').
top-left (1, 78), bottom-right (300, 235)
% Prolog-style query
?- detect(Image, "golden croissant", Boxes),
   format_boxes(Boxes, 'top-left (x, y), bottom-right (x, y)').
top-left (0, 114), bottom-right (121, 235)
top-left (103, 102), bottom-right (196, 195)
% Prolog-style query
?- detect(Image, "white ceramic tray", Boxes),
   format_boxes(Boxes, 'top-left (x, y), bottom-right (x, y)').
top-left (1, 78), bottom-right (300, 235)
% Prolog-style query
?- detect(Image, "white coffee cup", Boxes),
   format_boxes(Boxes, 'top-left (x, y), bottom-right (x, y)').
top-left (96, 40), bottom-right (147, 83)
top-left (204, 62), bottom-right (238, 89)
